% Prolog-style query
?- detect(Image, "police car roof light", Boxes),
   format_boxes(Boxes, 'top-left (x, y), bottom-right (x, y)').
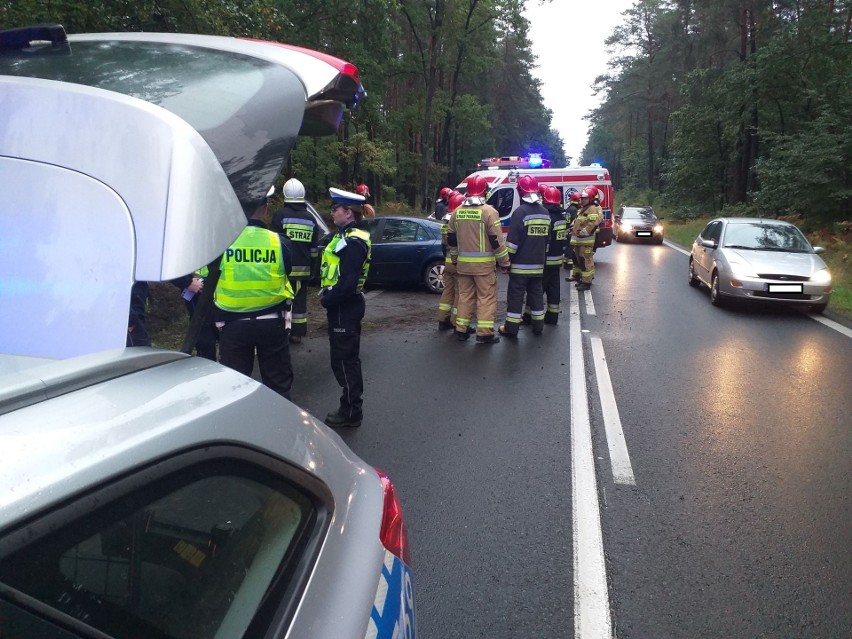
top-left (376, 468), bottom-right (412, 566)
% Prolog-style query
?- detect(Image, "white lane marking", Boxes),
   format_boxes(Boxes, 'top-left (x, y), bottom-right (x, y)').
top-left (590, 337), bottom-right (636, 485)
top-left (569, 292), bottom-right (613, 639)
top-left (365, 290), bottom-right (384, 300)
top-left (811, 315), bottom-right (852, 339)
top-left (584, 289), bottom-right (597, 316)
top-left (664, 239), bottom-right (690, 256)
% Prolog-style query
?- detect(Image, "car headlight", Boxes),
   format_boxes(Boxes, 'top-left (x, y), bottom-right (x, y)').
top-left (728, 260), bottom-right (757, 278)
top-left (621, 222), bottom-right (632, 231)
top-left (810, 268), bottom-right (832, 285)
top-left (654, 224), bottom-right (663, 233)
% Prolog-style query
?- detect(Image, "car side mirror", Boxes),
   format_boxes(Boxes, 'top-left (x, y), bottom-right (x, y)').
top-left (813, 246), bottom-right (826, 254)
top-left (699, 239), bottom-right (717, 249)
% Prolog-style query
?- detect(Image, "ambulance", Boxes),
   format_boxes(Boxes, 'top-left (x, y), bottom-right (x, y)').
top-left (455, 164), bottom-right (616, 249)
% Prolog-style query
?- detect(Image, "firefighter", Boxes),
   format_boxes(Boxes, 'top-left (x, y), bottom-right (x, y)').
top-left (434, 186), bottom-right (452, 220)
top-left (320, 187), bottom-right (372, 427)
top-left (355, 183), bottom-right (377, 219)
top-left (214, 186), bottom-right (295, 399)
top-left (564, 190), bottom-right (581, 279)
top-left (498, 175), bottom-right (550, 337)
top-left (570, 185), bottom-right (602, 291)
top-left (542, 186), bottom-right (569, 324)
top-left (447, 175), bottom-right (510, 344)
top-left (436, 191), bottom-right (467, 330)
top-left (270, 178), bottom-right (320, 344)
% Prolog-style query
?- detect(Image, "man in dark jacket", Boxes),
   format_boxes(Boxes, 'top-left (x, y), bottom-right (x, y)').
top-left (498, 175), bottom-right (551, 338)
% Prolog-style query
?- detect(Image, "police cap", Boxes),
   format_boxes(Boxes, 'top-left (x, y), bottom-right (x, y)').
top-left (329, 187), bottom-right (366, 207)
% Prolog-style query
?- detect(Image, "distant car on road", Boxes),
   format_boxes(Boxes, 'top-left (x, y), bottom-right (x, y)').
top-left (615, 206), bottom-right (664, 243)
top-left (363, 216), bottom-right (446, 294)
top-left (688, 217), bottom-right (832, 313)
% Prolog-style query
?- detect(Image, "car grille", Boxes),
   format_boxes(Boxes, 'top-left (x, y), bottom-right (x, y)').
top-left (756, 274), bottom-right (810, 281)
top-left (753, 291), bottom-right (815, 300)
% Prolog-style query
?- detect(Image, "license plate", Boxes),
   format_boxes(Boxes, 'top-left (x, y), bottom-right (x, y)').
top-left (768, 283), bottom-right (803, 294)
top-left (636, 231), bottom-right (652, 237)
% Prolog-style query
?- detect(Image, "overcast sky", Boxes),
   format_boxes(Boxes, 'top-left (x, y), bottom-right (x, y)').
top-left (524, 0), bottom-right (635, 165)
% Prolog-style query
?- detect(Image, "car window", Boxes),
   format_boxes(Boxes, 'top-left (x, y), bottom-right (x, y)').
top-left (487, 188), bottom-right (515, 218)
top-left (702, 221), bottom-right (722, 243)
top-left (380, 219), bottom-right (420, 242)
top-left (722, 223), bottom-right (811, 252)
top-left (415, 223), bottom-right (430, 242)
top-left (0, 462), bottom-right (315, 639)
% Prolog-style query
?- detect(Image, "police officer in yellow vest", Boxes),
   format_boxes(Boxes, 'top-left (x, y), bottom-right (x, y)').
top-left (570, 185), bottom-right (603, 291)
top-left (319, 187), bottom-right (372, 428)
top-left (214, 186), bottom-right (295, 399)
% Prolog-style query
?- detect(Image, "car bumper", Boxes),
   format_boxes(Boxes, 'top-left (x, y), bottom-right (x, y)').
top-left (718, 275), bottom-right (831, 305)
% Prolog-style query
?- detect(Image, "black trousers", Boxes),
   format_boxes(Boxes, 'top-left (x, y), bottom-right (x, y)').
top-left (290, 281), bottom-right (309, 337)
top-left (543, 265), bottom-right (561, 324)
top-left (219, 318), bottom-right (293, 399)
top-left (327, 294), bottom-right (366, 418)
top-left (504, 275), bottom-right (544, 335)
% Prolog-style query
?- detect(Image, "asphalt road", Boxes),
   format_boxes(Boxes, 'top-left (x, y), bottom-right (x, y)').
top-left (287, 241), bottom-right (852, 639)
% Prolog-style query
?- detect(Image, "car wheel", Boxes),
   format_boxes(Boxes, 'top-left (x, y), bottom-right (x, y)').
top-left (688, 258), bottom-right (700, 287)
top-left (424, 261), bottom-right (444, 294)
top-left (811, 303), bottom-right (828, 314)
top-left (710, 271), bottom-right (726, 307)
top-left (655, 236), bottom-right (664, 245)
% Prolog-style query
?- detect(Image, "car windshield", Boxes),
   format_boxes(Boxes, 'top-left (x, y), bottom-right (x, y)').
top-left (722, 222), bottom-right (811, 252)
top-left (622, 208), bottom-right (655, 220)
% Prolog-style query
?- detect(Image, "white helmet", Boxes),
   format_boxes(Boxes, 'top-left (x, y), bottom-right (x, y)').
top-left (283, 178), bottom-right (305, 202)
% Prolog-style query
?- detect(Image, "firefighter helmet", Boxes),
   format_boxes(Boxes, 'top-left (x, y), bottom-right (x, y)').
top-left (356, 183), bottom-right (370, 198)
top-left (283, 178), bottom-right (305, 202)
top-left (517, 174), bottom-right (539, 203)
top-left (465, 175), bottom-right (489, 197)
top-left (580, 185), bottom-right (599, 201)
top-left (568, 191), bottom-right (581, 203)
top-left (448, 192), bottom-right (466, 213)
top-left (439, 186), bottom-right (453, 201)
top-left (543, 186), bottom-right (562, 205)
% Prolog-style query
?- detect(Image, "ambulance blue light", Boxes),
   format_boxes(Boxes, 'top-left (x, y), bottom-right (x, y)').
top-left (590, 162), bottom-right (602, 168)
top-left (528, 153), bottom-right (543, 168)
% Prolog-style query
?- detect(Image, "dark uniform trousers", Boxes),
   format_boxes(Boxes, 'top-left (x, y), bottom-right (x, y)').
top-left (290, 281), bottom-right (309, 337)
top-left (328, 294), bottom-right (366, 419)
top-left (542, 265), bottom-right (562, 324)
top-left (219, 317), bottom-right (293, 399)
top-left (505, 275), bottom-right (544, 335)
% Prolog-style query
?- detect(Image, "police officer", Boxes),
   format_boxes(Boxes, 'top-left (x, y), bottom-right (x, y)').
top-left (571, 185), bottom-right (602, 291)
top-left (447, 176), bottom-right (509, 344)
top-left (564, 190), bottom-right (581, 279)
top-left (542, 186), bottom-right (569, 324)
top-left (214, 186), bottom-right (295, 399)
top-left (436, 191), bottom-right (466, 330)
top-left (320, 187), bottom-right (372, 427)
top-left (270, 178), bottom-right (320, 344)
top-left (498, 175), bottom-right (550, 337)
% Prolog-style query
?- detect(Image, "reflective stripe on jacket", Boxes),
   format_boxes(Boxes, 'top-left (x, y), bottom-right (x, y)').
top-left (321, 227), bottom-right (372, 291)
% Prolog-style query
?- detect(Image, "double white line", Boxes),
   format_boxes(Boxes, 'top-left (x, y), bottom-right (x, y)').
top-left (569, 289), bottom-right (635, 638)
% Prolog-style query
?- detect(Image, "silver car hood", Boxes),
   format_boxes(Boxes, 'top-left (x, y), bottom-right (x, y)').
top-left (724, 248), bottom-right (826, 276)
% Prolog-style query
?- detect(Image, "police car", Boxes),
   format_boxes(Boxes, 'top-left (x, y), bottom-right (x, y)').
top-left (0, 26), bottom-right (415, 639)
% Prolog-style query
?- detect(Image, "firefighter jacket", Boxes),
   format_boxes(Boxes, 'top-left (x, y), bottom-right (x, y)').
top-left (565, 203), bottom-right (579, 225)
top-left (434, 199), bottom-right (448, 220)
top-left (570, 204), bottom-right (602, 246)
top-left (447, 203), bottom-right (510, 275)
top-left (544, 203), bottom-right (569, 267)
top-left (214, 220), bottom-right (294, 319)
top-left (270, 202), bottom-right (320, 281)
top-left (506, 201), bottom-right (551, 276)
top-left (320, 222), bottom-right (372, 308)
top-left (440, 211), bottom-right (452, 260)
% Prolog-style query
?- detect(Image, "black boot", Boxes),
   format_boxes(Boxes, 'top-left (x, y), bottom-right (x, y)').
top-left (325, 411), bottom-right (362, 428)
top-left (437, 320), bottom-right (454, 331)
top-left (475, 334), bottom-right (501, 344)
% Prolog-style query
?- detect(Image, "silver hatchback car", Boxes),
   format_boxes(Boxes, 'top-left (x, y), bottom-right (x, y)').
top-left (0, 25), bottom-right (415, 639)
top-left (688, 217), bottom-right (832, 312)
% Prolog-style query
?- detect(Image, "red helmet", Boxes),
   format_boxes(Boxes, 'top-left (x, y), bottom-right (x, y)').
top-left (543, 186), bottom-right (562, 205)
top-left (538, 183), bottom-right (549, 195)
top-left (568, 191), bottom-right (581, 203)
top-left (465, 175), bottom-right (489, 197)
top-left (439, 187), bottom-right (453, 201)
top-left (580, 185), bottom-right (599, 200)
top-left (517, 174), bottom-right (538, 195)
top-left (448, 192), bottom-right (466, 213)
top-left (356, 183), bottom-right (370, 197)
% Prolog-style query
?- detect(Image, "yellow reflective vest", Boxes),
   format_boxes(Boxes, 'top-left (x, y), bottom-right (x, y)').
top-left (215, 225), bottom-right (294, 313)
top-left (321, 227), bottom-right (372, 291)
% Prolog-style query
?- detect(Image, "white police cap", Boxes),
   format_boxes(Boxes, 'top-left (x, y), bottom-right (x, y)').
top-left (329, 187), bottom-right (366, 206)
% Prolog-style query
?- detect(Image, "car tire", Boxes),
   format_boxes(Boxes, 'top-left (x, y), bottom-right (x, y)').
top-left (710, 271), bottom-right (726, 307)
top-left (424, 261), bottom-right (445, 294)
top-left (811, 303), bottom-right (828, 314)
top-left (688, 258), bottom-right (700, 287)
top-left (655, 236), bottom-right (664, 245)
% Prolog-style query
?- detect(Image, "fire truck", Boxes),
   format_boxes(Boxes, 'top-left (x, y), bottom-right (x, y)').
top-left (455, 164), bottom-right (616, 249)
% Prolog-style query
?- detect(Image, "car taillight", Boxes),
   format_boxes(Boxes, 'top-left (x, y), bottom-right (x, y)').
top-left (375, 468), bottom-right (411, 566)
